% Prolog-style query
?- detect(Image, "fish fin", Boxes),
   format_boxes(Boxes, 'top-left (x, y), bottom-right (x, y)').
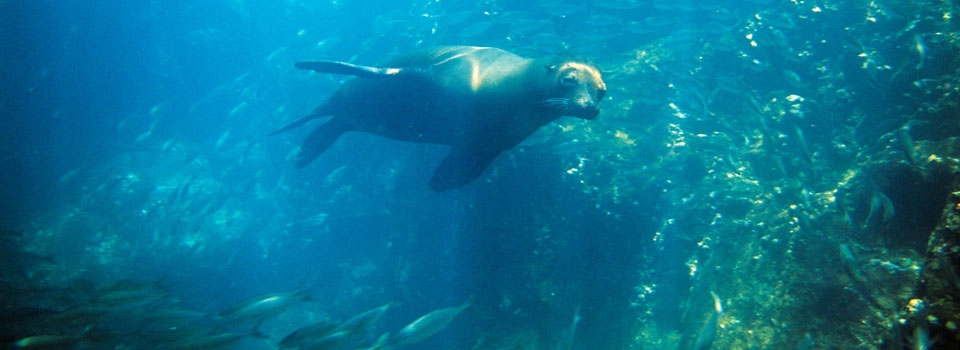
top-left (429, 146), bottom-right (501, 192)
top-left (295, 61), bottom-right (405, 79)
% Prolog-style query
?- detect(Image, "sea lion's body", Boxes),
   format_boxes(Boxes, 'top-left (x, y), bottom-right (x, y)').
top-left (276, 46), bottom-right (605, 191)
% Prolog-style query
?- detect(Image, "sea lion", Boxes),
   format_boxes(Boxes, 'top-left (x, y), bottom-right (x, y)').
top-left (274, 46), bottom-right (606, 191)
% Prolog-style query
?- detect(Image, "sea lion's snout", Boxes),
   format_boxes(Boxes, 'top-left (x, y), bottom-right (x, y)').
top-left (549, 61), bottom-right (605, 120)
top-left (582, 102), bottom-right (600, 120)
top-left (572, 99), bottom-right (600, 120)
top-left (563, 98), bottom-right (600, 120)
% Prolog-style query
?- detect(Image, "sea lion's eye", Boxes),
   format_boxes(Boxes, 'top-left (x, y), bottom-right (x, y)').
top-left (561, 76), bottom-right (578, 87)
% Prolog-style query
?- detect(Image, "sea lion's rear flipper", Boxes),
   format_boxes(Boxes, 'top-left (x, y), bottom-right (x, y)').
top-left (429, 146), bottom-right (502, 192)
top-left (295, 118), bottom-right (350, 168)
top-left (295, 61), bottom-right (404, 79)
top-left (269, 112), bottom-right (333, 136)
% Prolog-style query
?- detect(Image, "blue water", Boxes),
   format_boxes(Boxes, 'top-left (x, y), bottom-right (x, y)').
top-left (2, 0), bottom-right (958, 349)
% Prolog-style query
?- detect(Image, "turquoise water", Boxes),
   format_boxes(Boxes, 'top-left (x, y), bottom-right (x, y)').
top-left (2, 0), bottom-right (958, 348)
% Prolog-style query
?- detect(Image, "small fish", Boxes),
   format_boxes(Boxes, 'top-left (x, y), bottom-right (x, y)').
top-left (863, 191), bottom-right (895, 232)
top-left (219, 291), bottom-right (309, 320)
top-left (215, 130), bottom-right (231, 152)
top-left (324, 165), bottom-right (349, 187)
top-left (166, 178), bottom-right (194, 205)
top-left (56, 168), bottom-right (83, 188)
top-left (773, 156), bottom-right (788, 177)
top-left (11, 324), bottom-right (96, 349)
top-left (747, 93), bottom-right (767, 119)
top-left (355, 332), bottom-right (392, 350)
top-left (869, 259), bottom-right (911, 274)
top-left (279, 320), bottom-right (338, 349)
top-left (193, 186), bottom-right (231, 218)
top-left (92, 281), bottom-right (170, 309)
top-left (912, 317), bottom-right (930, 350)
top-left (135, 129), bottom-right (153, 144)
top-left (219, 290), bottom-right (311, 335)
top-left (332, 303), bottom-right (392, 340)
top-left (898, 127), bottom-right (918, 166)
top-left (913, 34), bottom-right (926, 72)
top-left (840, 244), bottom-right (865, 282)
top-left (0, 228), bottom-right (24, 243)
top-left (782, 70), bottom-right (805, 89)
top-left (770, 28), bottom-right (788, 48)
top-left (136, 307), bottom-right (207, 330)
top-left (555, 305), bottom-right (581, 350)
top-left (170, 332), bottom-right (245, 349)
top-left (800, 187), bottom-right (812, 209)
top-left (266, 46), bottom-right (288, 62)
top-left (797, 332), bottom-right (815, 350)
top-left (694, 292), bottom-right (723, 350)
top-left (842, 211), bottom-right (856, 231)
top-left (12, 334), bottom-right (85, 349)
top-left (229, 102), bottom-right (248, 116)
top-left (794, 125), bottom-right (812, 164)
top-left (394, 295), bottom-right (474, 345)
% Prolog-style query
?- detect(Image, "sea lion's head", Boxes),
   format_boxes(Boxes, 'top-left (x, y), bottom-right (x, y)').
top-left (540, 58), bottom-right (606, 120)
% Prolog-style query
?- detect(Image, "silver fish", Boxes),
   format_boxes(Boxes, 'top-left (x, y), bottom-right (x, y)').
top-left (394, 295), bottom-right (473, 345)
top-left (279, 320), bottom-right (338, 349)
top-left (333, 303), bottom-right (392, 339)
top-left (863, 191), bottom-right (895, 232)
top-left (555, 305), bottom-right (581, 350)
top-left (694, 292), bottom-right (722, 350)
top-left (218, 290), bottom-right (311, 335)
top-left (840, 244), bottom-right (866, 282)
top-left (898, 127), bottom-right (918, 166)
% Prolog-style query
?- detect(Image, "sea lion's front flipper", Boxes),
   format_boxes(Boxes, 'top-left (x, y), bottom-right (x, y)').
top-left (295, 61), bottom-right (403, 79)
top-left (429, 146), bottom-right (502, 192)
top-left (295, 118), bottom-right (350, 168)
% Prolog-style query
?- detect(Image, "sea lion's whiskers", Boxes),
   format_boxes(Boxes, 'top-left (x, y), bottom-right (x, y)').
top-left (539, 98), bottom-right (570, 108)
top-left (539, 98), bottom-right (578, 115)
